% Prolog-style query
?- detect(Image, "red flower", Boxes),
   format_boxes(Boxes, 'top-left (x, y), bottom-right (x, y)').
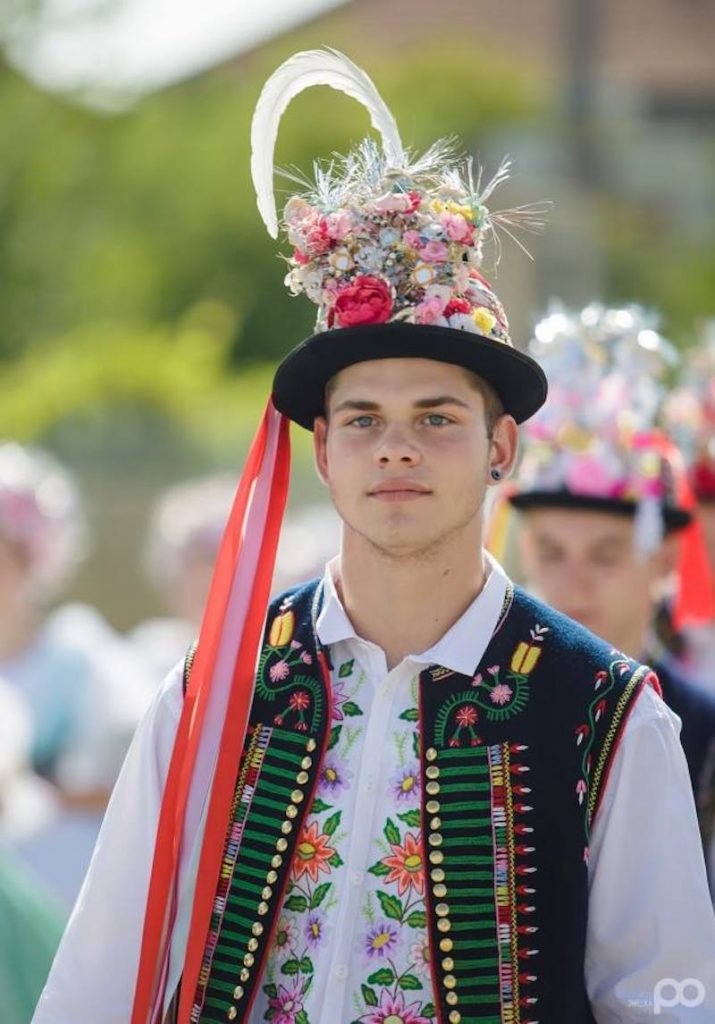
top-left (456, 705), bottom-right (478, 728)
top-left (293, 821), bottom-right (336, 883)
top-left (289, 690), bottom-right (310, 712)
top-left (444, 297), bottom-right (472, 317)
top-left (381, 832), bottom-right (424, 896)
top-left (333, 275), bottom-right (393, 328)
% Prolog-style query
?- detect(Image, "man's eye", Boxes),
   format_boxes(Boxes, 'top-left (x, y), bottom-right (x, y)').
top-left (350, 415), bottom-right (375, 428)
top-left (425, 414), bottom-right (450, 426)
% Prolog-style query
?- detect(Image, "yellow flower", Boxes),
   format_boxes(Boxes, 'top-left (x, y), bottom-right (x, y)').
top-left (269, 610), bottom-right (295, 647)
top-left (429, 199), bottom-right (445, 214)
top-left (472, 307), bottom-right (497, 334)
top-left (445, 200), bottom-right (474, 221)
top-left (510, 642), bottom-right (542, 675)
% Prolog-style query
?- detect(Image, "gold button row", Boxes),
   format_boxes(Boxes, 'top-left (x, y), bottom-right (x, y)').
top-left (424, 747), bottom-right (459, 1021)
top-left (224, 737), bottom-right (315, 1020)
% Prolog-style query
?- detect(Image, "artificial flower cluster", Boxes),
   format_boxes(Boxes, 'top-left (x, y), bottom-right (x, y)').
top-left (517, 305), bottom-right (681, 507)
top-left (281, 142), bottom-right (517, 342)
top-left (663, 324), bottom-right (715, 499)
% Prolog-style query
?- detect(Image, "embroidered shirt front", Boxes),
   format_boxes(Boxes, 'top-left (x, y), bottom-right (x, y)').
top-left (247, 556), bottom-right (509, 1024)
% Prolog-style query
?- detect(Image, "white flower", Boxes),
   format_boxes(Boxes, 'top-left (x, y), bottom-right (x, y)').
top-left (379, 227), bottom-right (401, 246)
top-left (447, 313), bottom-right (479, 333)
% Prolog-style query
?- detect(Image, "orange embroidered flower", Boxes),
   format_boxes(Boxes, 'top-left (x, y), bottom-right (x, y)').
top-left (292, 821), bottom-right (336, 883)
top-left (381, 832), bottom-right (425, 896)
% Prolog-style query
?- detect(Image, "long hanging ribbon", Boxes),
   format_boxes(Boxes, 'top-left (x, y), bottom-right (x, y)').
top-left (131, 399), bottom-right (291, 1024)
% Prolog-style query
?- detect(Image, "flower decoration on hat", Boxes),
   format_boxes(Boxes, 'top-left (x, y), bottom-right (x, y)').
top-left (511, 304), bottom-right (688, 553)
top-left (252, 48), bottom-right (548, 345)
top-left (663, 322), bottom-right (715, 502)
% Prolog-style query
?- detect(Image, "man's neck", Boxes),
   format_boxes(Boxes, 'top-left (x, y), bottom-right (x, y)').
top-left (0, 604), bottom-right (37, 662)
top-left (334, 525), bottom-right (488, 671)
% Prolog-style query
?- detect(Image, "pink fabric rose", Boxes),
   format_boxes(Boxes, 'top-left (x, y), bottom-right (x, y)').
top-left (375, 192), bottom-right (414, 214)
top-left (419, 240), bottom-right (449, 263)
top-left (326, 209), bottom-right (352, 241)
top-left (441, 211), bottom-right (474, 244)
top-left (332, 276), bottom-right (393, 328)
top-left (402, 229), bottom-right (421, 249)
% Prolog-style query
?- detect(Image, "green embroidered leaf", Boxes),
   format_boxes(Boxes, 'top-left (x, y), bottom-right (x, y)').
top-left (422, 1002), bottom-right (436, 1017)
top-left (284, 895), bottom-right (308, 913)
top-left (309, 798), bottom-right (332, 814)
top-left (263, 983), bottom-right (278, 999)
top-left (397, 810), bottom-right (421, 828)
top-left (281, 958), bottom-right (301, 976)
top-left (367, 968), bottom-right (395, 986)
top-left (295, 1012), bottom-right (310, 1024)
top-left (412, 731), bottom-right (420, 758)
top-left (338, 659), bottom-right (354, 678)
top-left (398, 973), bottom-right (423, 991)
top-left (367, 861), bottom-right (391, 877)
top-left (310, 883), bottom-right (331, 909)
top-left (405, 910), bottom-right (427, 928)
top-left (342, 701), bottom-right (363, 717)
top-left (384, 817), bottom-right (401, 846)
top-left (327, 725), bottom-right (341, 750)
top-left (361, 984), bottom-right (378, 1007)
top-left (299, 957), bottom-right (314, 974)
top-left (377, 891), bottom-right (404, 921)
top-left (399, 707), bottom-right (419, 722)
top-left (327, 852), bottom-right (344, 868)
top-left (323, 811), bottom-right (342, 836)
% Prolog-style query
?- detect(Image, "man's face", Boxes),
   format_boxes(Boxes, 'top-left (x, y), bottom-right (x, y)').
top-left (519, 507), bottom-right (675, 656)
top-left (313, 358), bottom-right (513, 559)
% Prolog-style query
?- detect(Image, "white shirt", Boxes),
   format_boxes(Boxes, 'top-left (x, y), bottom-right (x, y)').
top-left (32, 557), bottom-right (715, 1023)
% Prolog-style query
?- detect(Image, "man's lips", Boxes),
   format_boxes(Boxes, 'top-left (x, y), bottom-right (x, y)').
top-left (368, 481), bottom-right (432, 501)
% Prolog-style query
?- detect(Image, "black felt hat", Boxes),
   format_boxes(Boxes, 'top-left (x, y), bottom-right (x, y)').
top-left (509, 488), bottom-right (691, 532)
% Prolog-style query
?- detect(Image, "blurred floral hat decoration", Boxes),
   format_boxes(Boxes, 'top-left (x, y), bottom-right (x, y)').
top-left (663, 322), bottom-right (715, 502)
top-left (509, 304), bottom-right (691, 553)
top-left (252, 48), bottom-right (550, 428)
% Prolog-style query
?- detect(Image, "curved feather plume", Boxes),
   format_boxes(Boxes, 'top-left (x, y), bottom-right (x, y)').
top-left (251, 47), bottom-right (404, 238)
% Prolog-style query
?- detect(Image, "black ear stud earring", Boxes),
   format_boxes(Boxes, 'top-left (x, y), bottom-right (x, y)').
top-left (490, 468), bottom-right (502, 481)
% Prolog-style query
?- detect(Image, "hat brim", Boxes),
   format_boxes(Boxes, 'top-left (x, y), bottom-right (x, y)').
top-left (509, 489), bottom-right (692, 531)
top-left (272, 323), bottom-right (547, 430)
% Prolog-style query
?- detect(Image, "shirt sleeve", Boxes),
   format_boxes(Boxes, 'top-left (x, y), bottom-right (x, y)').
top-left (586, 684), bottom-right (715, 1022)
top-left (31, 661), bottom-right (184, 1024)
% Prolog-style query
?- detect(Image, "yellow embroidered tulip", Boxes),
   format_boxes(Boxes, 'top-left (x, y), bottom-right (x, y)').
top-left (510, 642), bottom-right (542, 675)
top-left (269, 610), bottom-right (295, 647)
top-left (472, 307), bottom-right (497, 334)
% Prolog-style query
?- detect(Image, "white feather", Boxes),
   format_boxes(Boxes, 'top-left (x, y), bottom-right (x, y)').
top-left (251, 48), bottom-right (404, 238)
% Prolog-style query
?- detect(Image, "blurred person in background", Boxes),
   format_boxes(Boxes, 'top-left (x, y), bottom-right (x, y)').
top-left (0, 442), bottom-right (153, 907)
top-left (663, 322), bottom-right (715, 689)
top-left (509, 305), bottom-right (715, 885)
top-left (130, 472), bottom-right (340, 682)
top-left (35, 52), bottom-right (715, 1024)
top-left (0, 679), bottom-right (65, 1024)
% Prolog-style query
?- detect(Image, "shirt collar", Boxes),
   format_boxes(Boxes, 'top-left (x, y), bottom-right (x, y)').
top-left (316, 551), bottom-right (510, 677)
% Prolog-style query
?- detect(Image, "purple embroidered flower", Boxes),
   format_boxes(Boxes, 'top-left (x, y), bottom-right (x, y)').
top-left (319, 758), bottom-right (353, 796)
top-left (489, 683), bottom-right (513, 706)
top-left (305, 911), bottom-right (327, 949)
top-left (269, 660), bottom-right (291, 683)
top-left (364, 921), bottom-right (398, 959)
top-left (268, 980), bottom-right (304, 1024)
top-left (391, 765), bottom-right (421, 803)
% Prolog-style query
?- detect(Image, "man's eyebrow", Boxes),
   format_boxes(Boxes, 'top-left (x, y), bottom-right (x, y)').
top-left (332, 395), bottom-right (470, 414)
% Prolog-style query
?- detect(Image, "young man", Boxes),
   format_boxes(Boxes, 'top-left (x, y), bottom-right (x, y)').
top-left (34, 53), bottom-right (715, 1024)
top-left (511, 304), bottom-right (715, 882)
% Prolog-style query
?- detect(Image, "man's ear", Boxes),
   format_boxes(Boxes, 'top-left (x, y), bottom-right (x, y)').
top-left (313, 417), bottom-right (329, 487)
top-left (487, 414), bottom-right (519, 486)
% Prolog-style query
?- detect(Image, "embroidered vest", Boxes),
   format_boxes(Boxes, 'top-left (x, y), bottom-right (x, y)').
top-left (186, 579), bottom-right (652, 1024)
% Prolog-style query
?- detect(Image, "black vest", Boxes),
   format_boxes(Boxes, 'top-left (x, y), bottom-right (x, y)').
top-left (186, 579), bottom-right (652, 1024)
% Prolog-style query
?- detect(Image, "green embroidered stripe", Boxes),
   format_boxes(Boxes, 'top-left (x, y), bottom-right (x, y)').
top-left (440, 837), bottom-right (492, 851)
top-left (439, 765), bottom-right (490, 779)
top-left (454, 937), bottom-right (503, 951)
top-left (242, 816), bottom-right (286, 837)
top-left (443, 884), bottom-right (494, 897)
top-left (456, 956), bottom-right (500, 969)
top-left (251, 793), bottom-right (292, 814)
top-left (450, 917), bottom-right (496, 932)
top-left (232, 862), bottom-right (270, 883)
top-left (223, 898), bottom-right (258, 917)
top-left (211, 954), bottom-right (244, 974)
top-left (252, 777), bottom-right (296, 799)
top-left (261, 761), bottom-right (302, 783)
top-left (206, 977), bottom-right (241, 996)
top-left (233, 844), bottom-right (272, 867)
top-left (441, 797), bottom-right (490, 810)
top-left (458, 992), bottom-right (502, 1006)
top-left (439, 787), bottom-right (490, 802)
top-left (203, 996), bottom-right (231, 1012)
top-left (437, 748), bottom-right (492, 764)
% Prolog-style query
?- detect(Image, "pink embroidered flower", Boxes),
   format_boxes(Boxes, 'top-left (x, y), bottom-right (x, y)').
top-left (487, 665), bottom-right (500, 677)
top-left (269, 660), bottom-right (290, 683)
top-left (288, 690), bottom-right (310, 712)
top-left (441, 211), bottom-right (474, 244)
top-left (490, 683), bottom-right (513, 706)
top-left (418, 240), bottom-right (449, 263)
top-left (301, 651), bottom-right (313, 665)
top-left (472, 672), bottom-right (483, 688)
top-left (409, 934), bottom-right (431, 977)
top-left (272, 915), bottom-right (298, 953)
top-left (268, 980), bottom-right (304, 1024)
top-left (365, 921), bottom-right (399, 959)
top-left (366, 990), bottom-right (432, 1024)
top-left (331, 680), bottom-right (350, 722)
top-left (332, 275), bottom-right (393, 328)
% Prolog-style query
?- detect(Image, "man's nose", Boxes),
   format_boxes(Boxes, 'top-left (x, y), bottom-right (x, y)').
top-left (374, 425), bottom-right (421, 466)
